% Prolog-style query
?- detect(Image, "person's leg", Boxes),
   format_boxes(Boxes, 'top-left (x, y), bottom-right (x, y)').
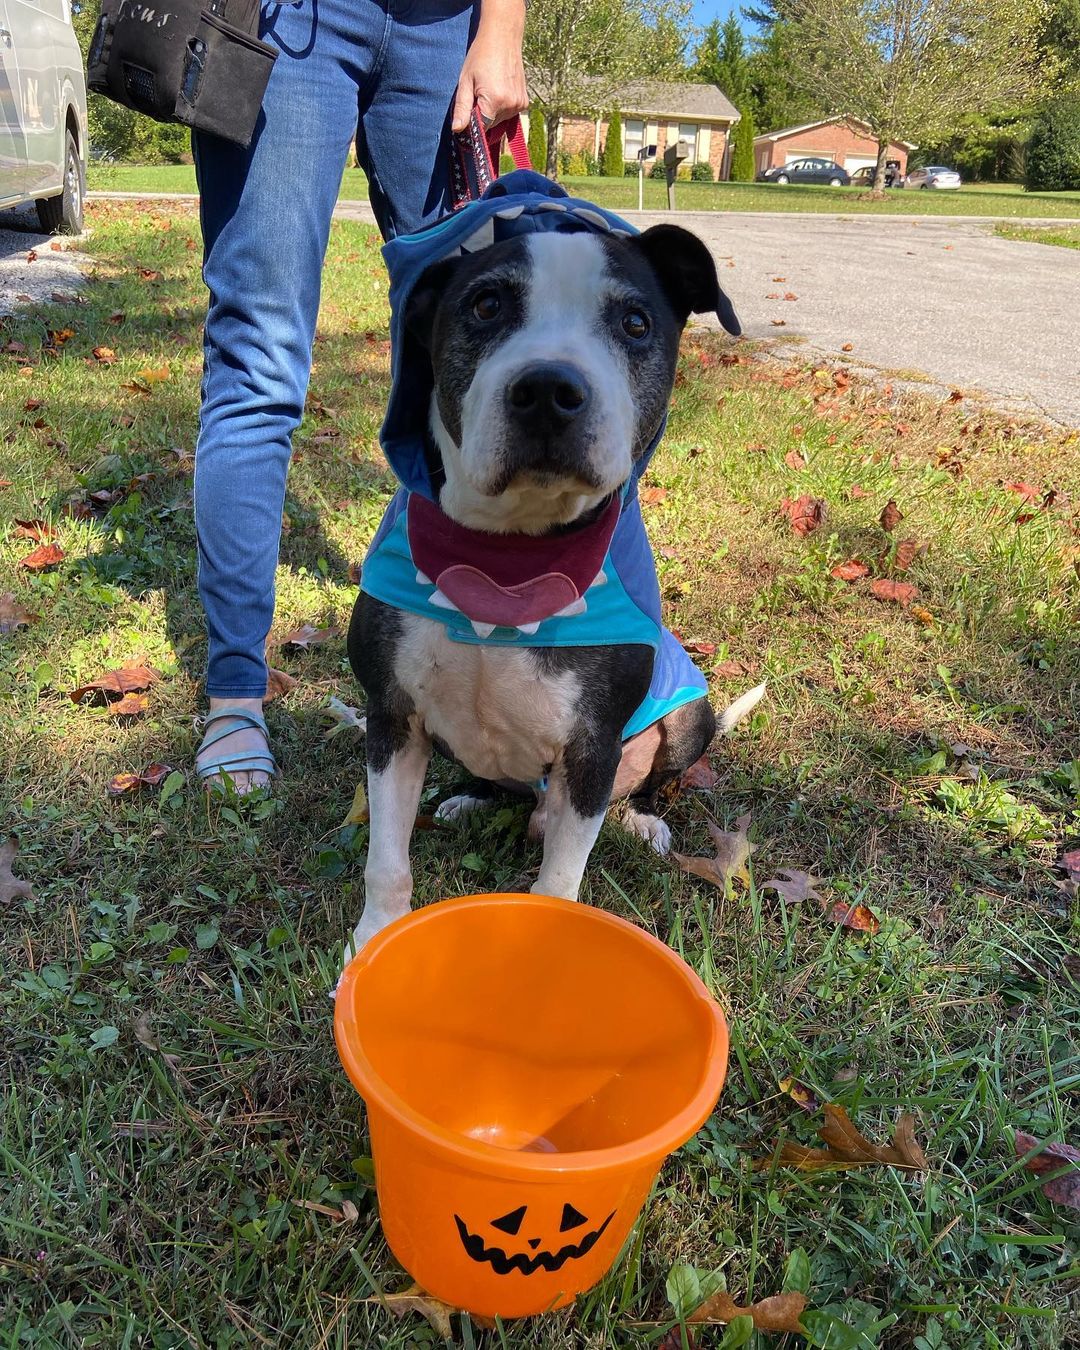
top-left (356, 0), bottom-right (476, 239)
top-left (193, 0), bottom-right (390, 787)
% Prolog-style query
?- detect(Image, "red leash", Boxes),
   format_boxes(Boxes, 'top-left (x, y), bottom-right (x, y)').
top-left (450, 108), bottom-right (532, 211)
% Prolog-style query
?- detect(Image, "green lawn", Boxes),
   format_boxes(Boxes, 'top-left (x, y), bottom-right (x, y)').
top-left (2, 201), bottom-right (1079, 1348)
top-left (85, 163), bottom-right (1080, 218)
top-left (996, 222), bottom-right (1080, 249)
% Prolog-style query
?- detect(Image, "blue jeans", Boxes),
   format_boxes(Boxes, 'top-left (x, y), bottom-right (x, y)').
top-left (193, 0), bottom-right (475, 697)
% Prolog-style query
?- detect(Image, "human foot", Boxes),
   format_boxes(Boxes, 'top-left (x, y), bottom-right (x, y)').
top-left (196, 699), bottom-right (276, 793)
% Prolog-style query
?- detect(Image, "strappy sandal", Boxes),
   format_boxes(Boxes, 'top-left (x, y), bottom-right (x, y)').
top-left (196, 705), bottom-right (277, 791)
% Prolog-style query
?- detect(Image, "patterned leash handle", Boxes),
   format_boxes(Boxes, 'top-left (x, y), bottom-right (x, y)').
top-left (450, 108), bottom-right (532, 211)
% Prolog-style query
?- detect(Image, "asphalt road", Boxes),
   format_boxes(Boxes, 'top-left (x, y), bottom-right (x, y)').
top-left (628, 210), bottom-right (1080, 428)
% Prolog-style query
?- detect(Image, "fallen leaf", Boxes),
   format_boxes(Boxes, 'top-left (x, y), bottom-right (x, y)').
top-left (133, 1012), bottom-right (181, 1072)
top-left (681, 639), bottom-right (717, 655)
top-left (279, 624), bottom-right (341, 650)
top-left (264, 667), bottom-right (297, 703)
top-left (841, 342), bottom-right (854, 352)
top-left (26, 249), bottom-right (38, 263)
top-left (783, 292), bottom-right (798, 301)
top-left (369, 1284), bottom-right (454, 1341)
top-left (71, 666), bottom-right (159, 704)
top-left (714, 659), bottom-right (751, 678)
top-left (323, 696), bottom-right (367, 739)
top-left (784, 449), bottom-right (806, 470)
top-left (14, 519), bottom-right (57, 541)
top-left (947, 390), bottom-right (963, 403)
top-left (109, 693), bottom-right (149, 717)
top-left (831, 559), bottom-right (869, 582)
top-left (107, 764), bottom-right (174, 797)
top-left (1005, 481), bottom-right (1040, 505)
top-left (341, 781), bottom-right (370, 828)
top-left (673, 813), bottom-right (755, 890)
top-left (0, 593), bottom-right (39, 635)
top-left (893, 538), bottom-right (923, 572)
top-left (347, 561), bottom-right (362, 584)
top-left (1014, 1133), bottom-right (1080, 1210)
top-left (92, 345), bottom-right (117, 364)
top-left (108, 310), bottom-right (126, 324)
top-left (680, 755), bottom-right (719, 790)
top-left (639, 486), bottom-right (668, 506)
top-left (825, 899), bottom-right (881, 933)
top-left (778, 1077), bottom-right (820, 1113)
top-left (689, 1289), bottom-right (808, 1334)
top-left (870, 578), bottom-right (918, 608)
top-left (137, 268), bottom-right (163, 282)
top-left (879, 499), bottom-right (904, 531)
top-left (18, 542), bottom-right (65, 570)
top-left (910, 604), bottom-right (935, 627)
top-left (779, 495), bottom-right (825, 537)
top-left (763, 869), bottom-right (823, 904)
top-left (771, 318), bottom-right (787, 326)
top-left (136, 365), bottom-right (170, 384)
top-left (294, 1198), bottom-right (359, 1222)
top-left (1061, 848), bottom-right (1080, 875)
top-left (772, 276), bottom-right (786, 281)
top-left (0, 837), bottom-right (33, 904)
top-left (849, 484), bottom-right (871, 499)
top-left (755, 1104), bottom-right (927, 1172)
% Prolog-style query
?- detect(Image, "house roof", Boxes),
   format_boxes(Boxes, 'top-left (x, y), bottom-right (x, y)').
top-left (528, 74), bottom-right (739, 123)
top-left (752, 116), bottom-right (917, 150)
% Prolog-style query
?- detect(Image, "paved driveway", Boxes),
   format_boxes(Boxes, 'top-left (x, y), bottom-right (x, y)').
top-left (630, 211), bottom-right (1080, 428)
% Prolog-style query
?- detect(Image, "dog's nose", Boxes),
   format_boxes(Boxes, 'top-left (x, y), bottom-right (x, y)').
top-left (506, 362), bottom-right (590, 428)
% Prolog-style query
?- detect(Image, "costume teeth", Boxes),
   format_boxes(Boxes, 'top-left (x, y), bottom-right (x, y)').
top-left (536, 199), bottom-right (568, 212)
top-left (429, 589), bottom-right (458, 611)
top-left (460, 219), bottom-right (496, 253)
top-left (572, 207), bottom-right (610, 231)
top-left (553, 597), bottom-right (587, 619)
top-left (589, 571), bottom-right (607, 588)
top-left (516, 621), bottom-right (540, 636)
top-left (415, 570), bottom-right (432, 586)
top-left (495, 204), bottom-right (525, 220)
top-left (471, 620), bottom-right (496, 638)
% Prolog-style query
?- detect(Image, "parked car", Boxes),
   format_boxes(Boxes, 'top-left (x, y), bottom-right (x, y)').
top-left (0, 0), bottom-right (88, 232)
top-left (757, 158), bottom-right (851, 187)
top-left (903, 165), bottom-right (961, 191)
top-left (849, 160), bottom-right (904, 188)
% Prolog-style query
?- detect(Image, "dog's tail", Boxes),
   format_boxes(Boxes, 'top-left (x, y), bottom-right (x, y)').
top-left (717, 682), bottom-right (767, 735)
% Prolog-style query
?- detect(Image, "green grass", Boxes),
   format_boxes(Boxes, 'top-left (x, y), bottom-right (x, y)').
top-left (996, 222), bottom-right (1080, 249)
top-left (85, 164), bottom-right (1080, 218)
top-left (2, 202), bottom-right (1079, 1349)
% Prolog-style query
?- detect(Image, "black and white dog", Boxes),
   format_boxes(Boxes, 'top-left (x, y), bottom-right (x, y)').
top-left (346, 220), bottom-right (763, 956)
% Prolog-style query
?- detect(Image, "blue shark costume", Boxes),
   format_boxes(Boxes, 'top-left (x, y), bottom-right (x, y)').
top-left (361, 171), bottom-right (733, 740)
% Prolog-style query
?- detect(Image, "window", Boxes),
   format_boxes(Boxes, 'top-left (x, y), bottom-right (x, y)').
top-left (677, 123), bottom-right (699, 160)
top-left (624, 118), bottom-right (645, 160)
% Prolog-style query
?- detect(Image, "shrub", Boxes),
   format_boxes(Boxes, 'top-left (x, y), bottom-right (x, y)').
top-left (649, 160), bottom-right (666, 178)
top-left (499, 152), bottom-right (516, 176)
top-left (1026, 95), bottom-right (1080, 191)
top-left (565, 150), bottom-right (599, 176)
top-left (602, 108), bottom-right (624, 177)
top-left (690, 161), bottom-right (714, 181)
top-left (731, 106), bottom-right (755, 182)
top-left (527, 114), bottom-right (548, 174)
top-left (558, 150), bottom-right (573, 176)
top-left (624, 160), bottom-right (641, 176)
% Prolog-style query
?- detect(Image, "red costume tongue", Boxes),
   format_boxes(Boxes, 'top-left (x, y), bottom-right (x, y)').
top-left (407, 493), bottom-right (620, 628)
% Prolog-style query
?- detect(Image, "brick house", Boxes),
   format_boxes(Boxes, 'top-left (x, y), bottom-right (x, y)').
top-left (527, 81), bottom-right (741, 180)
top-left (752, 117), bottom-right (914, 177)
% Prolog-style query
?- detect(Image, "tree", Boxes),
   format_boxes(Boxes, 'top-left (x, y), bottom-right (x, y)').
top-left (695, 14), bottom-right (749, 107)
top-left (1026, 94), bottom-right (1080, 189)
top-left (731, 106), bottom-right (756, 180)
top-left (524, 0), bottom-right (692, 177)
top-left (741, 3), bottom-right (826, 133)
top-left (789, 0), bottom-right (1051, 192)
top-left (602, 107), bottom-right (625, 175)
top-left (527, 113), bottom-right (549, 173)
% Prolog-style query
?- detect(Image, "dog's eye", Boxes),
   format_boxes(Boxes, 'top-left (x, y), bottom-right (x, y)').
top-left (622, 310), bottom-right (650, 339)
top-left (472, 290), bottom-right (501, 321)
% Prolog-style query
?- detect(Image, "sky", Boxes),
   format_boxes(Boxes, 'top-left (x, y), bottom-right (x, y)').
top-left (690, 0), bottom-right (753, 31)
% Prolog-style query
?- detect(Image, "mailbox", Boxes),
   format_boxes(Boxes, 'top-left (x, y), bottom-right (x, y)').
top-left (663, 143), bottom-right (686, 208)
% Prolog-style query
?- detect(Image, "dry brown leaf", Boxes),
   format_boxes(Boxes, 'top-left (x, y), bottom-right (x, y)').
top-left (780, 495), bottom-right (825, 537)
top-left (13, 518), bottom-right (57, 541)
top-left (879, 499), bottom-right (904, 532)
top-left (783, 291), bottom-right (798, 301)
top-left (1, 837), bottom-right (33, 905)
top-left (136, 365), bottom-right (170, 384)
top-left (841, 342), bottom-right (854, 352)
top-left (784, 449), bottom-right (806, 470)
top-left (893, 538), bottom-right (923, 573)
top-left (755, 1104), bottom-right (927, 1172)
top-left (714, 658), bottom-right (751, 678)
top-left (108, 310), bottom-right (126, 324)
top-left (294, 1198), bottom-right (359, 1222)
top-left (778, 1078), bottom-right (820, 1113)
top-left (825, 899), bottom-right (881, 933)
top-left (133, 1012), bottom-right (181, 1072)
top-left (771, 318), bottom-right (787, 326)
top-left (679, 755), bottom-right (719, 790)
top-left (18, 542), bottom-right (65, 570)
top-left (370, 1284), bottom-right (455, 1341)
top-left (137, 268), bottom-right (163, 282)
top-left (849, 484), bottom-right (871, 499)
top-left (107, 764), bottom-right (174, 797)
top-left (109, 692), bottom-right (150, 717)
top-left (264, 667), bottom-right (297, 703)
top-left (763, 868), bottom-right (823, 904)
top-left (673, 813), bottom-right (755, 890)
top-left (947, 390), bottom-right (963, 403)
top-left (870, 578), bottom-right (918, 608)
top-left (681, 639), bottom-right (717, 655)
top-left (71, 666), bottom-right (159, 704)
top-left (279, 624), bottom-right (341, 650)
top-left (0, 593), bottom-right (39, 635)
top-left (341, 782), bottom-right (370, 828)
top-left (639, 486), bottom-right (668, 506)
top-left (1015, 1133), bottom-right (1080, 1211)
top-left (1005, 481), bottom-right (1040, 505)
top-left (831, 559), bottom-right (869, 582)
top-left (689, 1289), bottom-right (807, 1334)
top-left (92, 346), bottom-right (116, 364)
top-left (1058, 848), bottom-right (1080, 875)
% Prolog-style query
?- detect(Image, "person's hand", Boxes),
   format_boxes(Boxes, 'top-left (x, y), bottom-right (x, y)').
top-left (451, 0), bottom-right (528, 133)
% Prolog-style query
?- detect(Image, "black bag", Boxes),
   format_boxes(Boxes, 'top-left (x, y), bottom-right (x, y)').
top-left (86, 0), bottom-right (277, 148)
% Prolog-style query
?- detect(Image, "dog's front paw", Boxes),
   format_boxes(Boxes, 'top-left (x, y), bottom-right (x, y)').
top-left (434, 792), bottom-right (493, 823)
top-left (623, 808), bottom-right (672, 856)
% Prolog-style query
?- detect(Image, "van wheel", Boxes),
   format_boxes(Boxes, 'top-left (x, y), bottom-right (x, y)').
top-left (36, 130), bottom-right (84, 235)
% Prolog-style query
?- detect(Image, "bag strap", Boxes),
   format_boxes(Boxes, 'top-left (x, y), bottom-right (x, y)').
top-left (450, 107), bottom-right (533, 211)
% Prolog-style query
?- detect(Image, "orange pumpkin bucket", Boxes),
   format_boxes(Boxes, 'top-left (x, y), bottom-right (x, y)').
top-left (334, 893), bottom-right (729, 1319)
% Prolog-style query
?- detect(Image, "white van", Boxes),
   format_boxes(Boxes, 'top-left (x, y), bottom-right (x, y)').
top-left (0, 0), bottom-right (88, 232)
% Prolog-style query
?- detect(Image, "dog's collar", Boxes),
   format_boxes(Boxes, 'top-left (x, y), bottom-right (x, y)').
top-left (407, 492), bottom-right (620, 633)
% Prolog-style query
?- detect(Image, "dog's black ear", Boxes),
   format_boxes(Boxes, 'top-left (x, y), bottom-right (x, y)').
top-left (633, 224), bottom-right (741, 337)
top-left (404, 254), bottom-right (464, 349)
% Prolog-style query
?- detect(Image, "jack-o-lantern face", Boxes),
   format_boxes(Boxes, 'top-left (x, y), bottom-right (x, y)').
top-left (454, 1201), bottom-right (615, 1276)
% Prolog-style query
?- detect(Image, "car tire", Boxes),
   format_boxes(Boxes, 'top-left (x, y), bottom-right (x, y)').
top-left (829, 177), bottom-right (843, 187)
top-left (36, 129), bottom-right (84, 235)
top-left (920, 183), bottom-right (928, 190)
top-left (776, 174), bottom-right (789, 185)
